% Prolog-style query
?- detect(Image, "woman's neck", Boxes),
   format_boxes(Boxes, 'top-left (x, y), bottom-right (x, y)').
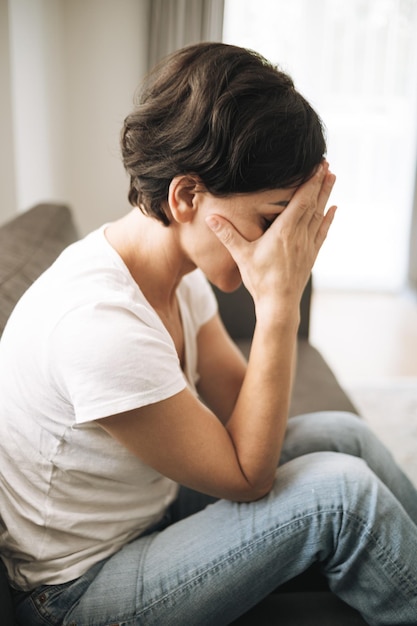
top-left (104, 209), bottom-right (195, 312)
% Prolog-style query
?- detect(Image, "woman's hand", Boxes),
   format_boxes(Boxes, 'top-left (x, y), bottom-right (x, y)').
top-left (206, 162), bottom-right (336, 316)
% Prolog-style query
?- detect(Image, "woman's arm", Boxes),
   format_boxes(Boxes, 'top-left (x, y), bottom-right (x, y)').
top-left (196, 312), bottom-right (298, 427)
top-left (196, 314), bottom-right (247, 424)
top-left (97, 312), bottom-right (298, 502)
top-left (98, 164), bottom-right (336, 502)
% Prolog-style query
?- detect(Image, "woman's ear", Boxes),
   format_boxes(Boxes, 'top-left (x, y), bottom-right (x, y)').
top-left (168, 175), bottom-right (204, 224)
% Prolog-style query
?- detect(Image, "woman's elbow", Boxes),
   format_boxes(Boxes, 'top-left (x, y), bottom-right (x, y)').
top-left (232, 475), bottom-right (276, 503)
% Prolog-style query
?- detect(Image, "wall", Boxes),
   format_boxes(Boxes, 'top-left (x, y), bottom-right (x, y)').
top-left (4, 0), bottom-right (150, 234)
top-left (8, 0), bottom-right (68, 214)
top-left (0, 0), bottom-right (17, 222)
top-left (63, 0), bottom-right (150, 234)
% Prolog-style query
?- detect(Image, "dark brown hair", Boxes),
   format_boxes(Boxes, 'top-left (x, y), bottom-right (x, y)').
top-left (121, 42), bottom-right (326, 225)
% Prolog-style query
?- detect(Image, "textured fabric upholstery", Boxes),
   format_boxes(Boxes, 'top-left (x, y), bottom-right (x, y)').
top-left (211, 278), bottom-right (311, 341)
top-left (0, 204), bottom-right (78, 337)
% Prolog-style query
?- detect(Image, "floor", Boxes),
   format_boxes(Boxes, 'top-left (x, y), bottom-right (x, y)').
top-left (309, 288), bottom-right (417, 386)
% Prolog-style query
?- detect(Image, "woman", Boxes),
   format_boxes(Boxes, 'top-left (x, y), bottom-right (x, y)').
top-left (1, 42), bottom-right (417, 626)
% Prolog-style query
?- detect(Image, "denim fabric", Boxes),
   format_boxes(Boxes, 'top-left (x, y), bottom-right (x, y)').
top-left (14, 412), bottom-right (417, 626)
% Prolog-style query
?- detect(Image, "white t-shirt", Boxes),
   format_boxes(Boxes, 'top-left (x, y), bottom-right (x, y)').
top-left (0, 226), bottom-right (218, 591)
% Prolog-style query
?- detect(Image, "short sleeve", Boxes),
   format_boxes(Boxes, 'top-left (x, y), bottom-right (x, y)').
top-left (50, 301), bottom-right (187, 424)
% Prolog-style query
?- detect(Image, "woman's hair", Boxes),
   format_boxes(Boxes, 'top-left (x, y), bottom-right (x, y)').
top-left (121, 42), bottom-right (326, 225)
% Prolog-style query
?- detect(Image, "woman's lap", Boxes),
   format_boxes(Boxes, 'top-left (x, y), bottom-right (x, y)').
top-left (15, 412), bottom-right (417, 626)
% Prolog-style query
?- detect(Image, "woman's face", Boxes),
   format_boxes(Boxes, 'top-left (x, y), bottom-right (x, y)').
top-left (180, 187), bottom-right (295, 292)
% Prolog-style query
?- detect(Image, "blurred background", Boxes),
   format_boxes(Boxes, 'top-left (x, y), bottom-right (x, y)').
top-left (223, 0), bottom-right (417, 390)
top-left (1, 0), bottom-right (416, 398)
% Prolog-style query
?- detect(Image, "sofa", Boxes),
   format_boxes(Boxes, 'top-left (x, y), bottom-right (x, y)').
top-left (0, 203), bottom-right (367, 625)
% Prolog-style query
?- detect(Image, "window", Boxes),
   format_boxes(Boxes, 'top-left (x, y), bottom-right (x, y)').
top-left (223, 0), bottom-right (417, 290)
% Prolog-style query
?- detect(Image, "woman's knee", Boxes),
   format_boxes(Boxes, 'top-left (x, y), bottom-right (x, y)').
top-left (274, 451), bottom-right (380, 517)
top-left (280, 411), bottom-right (373, 464)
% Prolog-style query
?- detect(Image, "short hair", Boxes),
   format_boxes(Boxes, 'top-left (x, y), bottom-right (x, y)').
top-left (121, 42), bottom-right (326, 225)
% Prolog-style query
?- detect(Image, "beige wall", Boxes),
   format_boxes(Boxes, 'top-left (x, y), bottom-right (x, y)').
top-left (8, 0), bottom-right (68, 214)
top-left (3, 0), bottom-right (150, 234)
top-left (63, 0), bottom-right (150, 234)
top-left (0, 0), bottom-right (17, 222)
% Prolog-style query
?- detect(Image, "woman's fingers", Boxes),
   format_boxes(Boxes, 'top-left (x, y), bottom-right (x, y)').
top-left (315, 204), bottom-right (337, 248)
top-left (317, 169), bottom-right (336, 213)
top-left (205, 215), bottom-right (249, 266)
top-left (264, 164), bottom-right (335, 248)
top-left (304, 164), bottom-right (335, 222)
top-left (283, 161), bottom-right (336, 239)
top-left (273, 162), bottom-right (328, 230)
top-left (303, 169), bottom-right (337, 244)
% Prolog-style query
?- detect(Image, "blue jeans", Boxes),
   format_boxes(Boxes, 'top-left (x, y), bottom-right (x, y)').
top-left (14, 412), bottom-right (417, 626)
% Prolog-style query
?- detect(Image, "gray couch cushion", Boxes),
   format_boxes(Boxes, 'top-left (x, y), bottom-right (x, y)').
top-left (0, 204), bottom-right (78, 336)
top-left (232, 592), bottom-right (367, 625)
top-left (291, 340), bottom-right (358, 417)
top-left (212, 279), bottom-right (312, 341)
top-left (235, 338), bottom-right (358, 418)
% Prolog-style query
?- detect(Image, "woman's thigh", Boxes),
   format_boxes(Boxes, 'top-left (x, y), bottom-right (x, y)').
top-left (18, 450), bottom-right (417, 626)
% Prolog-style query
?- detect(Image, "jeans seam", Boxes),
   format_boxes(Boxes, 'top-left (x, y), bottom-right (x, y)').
top-left (341, 510), bottom-right (417, 600)
top-left (134, 506), bottom-right (340, 620)
top-left (132, 505), bottom-right (417, 623)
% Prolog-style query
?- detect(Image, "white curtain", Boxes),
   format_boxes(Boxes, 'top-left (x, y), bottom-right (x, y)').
top-left (148, 0), bottom-right (224, 68)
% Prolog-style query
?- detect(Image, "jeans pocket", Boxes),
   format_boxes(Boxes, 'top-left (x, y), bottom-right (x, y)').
top-left (16, 558), bottom-right (110, 626)
top-left (16, 581), bottom-right (74, 626)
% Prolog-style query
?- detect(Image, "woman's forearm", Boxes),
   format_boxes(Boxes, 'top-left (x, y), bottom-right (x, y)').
top-left (225, 308), bottom-right (300, 494)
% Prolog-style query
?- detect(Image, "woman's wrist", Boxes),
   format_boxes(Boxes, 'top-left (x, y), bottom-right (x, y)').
top-left (254, 300), bottom-right (301, 335)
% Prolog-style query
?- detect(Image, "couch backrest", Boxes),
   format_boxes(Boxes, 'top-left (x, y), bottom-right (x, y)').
top-left (0, 204), bottom-right (79, 337)
top-left (212, 277), bottom-right (312, 341)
